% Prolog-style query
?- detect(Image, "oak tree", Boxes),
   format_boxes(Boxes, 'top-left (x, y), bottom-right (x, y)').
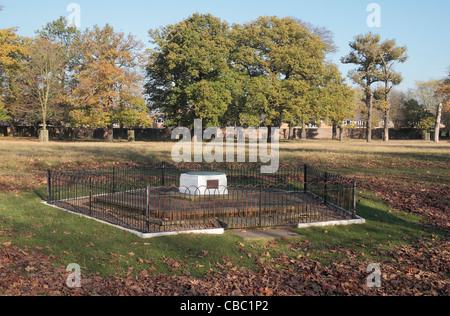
top-left (70, 25), bottom-right (150, 141)
top-left (146, 13), bottom-right (234, 128)
top-left (231, 16), bottom-right (342, 139)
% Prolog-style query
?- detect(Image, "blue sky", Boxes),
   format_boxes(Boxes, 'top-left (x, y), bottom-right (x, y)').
top-left (1, 0), bottom-right (449, 91)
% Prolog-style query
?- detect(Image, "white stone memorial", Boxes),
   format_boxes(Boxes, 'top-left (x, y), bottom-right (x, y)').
top-left (179, 172), bottom-right (228, 196)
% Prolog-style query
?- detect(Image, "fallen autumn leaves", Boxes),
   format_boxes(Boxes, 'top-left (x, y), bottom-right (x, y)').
top-left (1, 237), bottom-right (448, 296)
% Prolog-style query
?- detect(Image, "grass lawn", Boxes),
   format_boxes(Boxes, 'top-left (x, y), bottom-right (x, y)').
top-left (0, 139), bottom-right (448, 294)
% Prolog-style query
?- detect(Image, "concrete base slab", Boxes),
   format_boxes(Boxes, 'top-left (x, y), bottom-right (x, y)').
top-left (232, 228), bottom-right (303, 241)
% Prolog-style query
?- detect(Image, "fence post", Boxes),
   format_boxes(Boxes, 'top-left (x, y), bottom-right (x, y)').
top-left (304, 164), bottom-right (308, 192)
top-left (89, 176), bottom-right (92, 216)
top-left (47, 169), bottom-right (51, 204)
top-left (112, 166), bottom-right (116, 193)
top-left (324, 172), bottom-right (328, 204)
top-left (259, 185), bottom-right (263, 227)
top-left (146, 185), bottom-right (150, 233)
top-left (352, 178), bottom-right (357, 218)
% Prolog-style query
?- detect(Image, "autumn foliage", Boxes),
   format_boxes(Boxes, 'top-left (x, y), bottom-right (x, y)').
top-left (69, 25), bottom-right (151, 141)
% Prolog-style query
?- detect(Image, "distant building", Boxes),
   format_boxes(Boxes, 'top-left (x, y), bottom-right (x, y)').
top-left (149, 112), bottom-right (166, 129)
top-left (278, 115), bottom-right (395, 140)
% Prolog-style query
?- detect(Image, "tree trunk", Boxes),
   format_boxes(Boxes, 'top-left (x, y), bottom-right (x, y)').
top-left (366, 91), bottom-right (374, 143)
top-left (434, 103), bottom-right (443, 143)
top-left (339, 126), bottom-right (344, 142)
top-left (289, 125), bottom-right (294, 140)
top-left (104, 125), bottom-right (114, 142)
top-left (58, 125), bottom-right (66, 140)
top-left (119, 123), bottom-right (124, 140)
top-left (9, 119), bottom-right (17, 138)
top-left (383, 107), bottom-right (390, 142)
top-left (40, 111), bottom-right (48, 143)
top-left (301, 119), bottom-right (307, 140)
top-left (42, 111), bottom-right (47, 132)
top-left (267, 126), bottom-right (272, 143)
top-left (332, 123), bottom-right (337, 140)
top-left (384, 83), bottom-right (390, 142)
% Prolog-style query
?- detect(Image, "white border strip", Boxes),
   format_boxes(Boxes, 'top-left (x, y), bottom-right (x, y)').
top-left (41, 202), bottom-right (224, 239)
top-left (296, 216), bottom-right (366, 229)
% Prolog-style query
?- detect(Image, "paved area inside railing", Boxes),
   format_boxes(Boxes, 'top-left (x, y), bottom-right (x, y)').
top-left (232, 228), bottom-right (303, 241)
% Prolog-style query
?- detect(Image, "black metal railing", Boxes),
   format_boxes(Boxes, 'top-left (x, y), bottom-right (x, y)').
top-left (47, 163), bottom-right (357, 233)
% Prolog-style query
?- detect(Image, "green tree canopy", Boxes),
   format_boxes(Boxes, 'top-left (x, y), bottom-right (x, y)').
top-left (146, 14), bottom-right (351, 134)
top-left (399, 98), bottom-right (434, 132)
top-left (230, 16), bottom-right (330, 129)
top-left (146, 13), bottom-right (234, 128)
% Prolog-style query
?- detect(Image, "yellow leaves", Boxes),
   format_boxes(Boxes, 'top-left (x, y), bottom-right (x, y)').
top-left (68, 25), bottom-right (145, 129)
top-left (0, 102), bottom-right (10, 121)
top-left (0, 28), bottom-right (30, 70)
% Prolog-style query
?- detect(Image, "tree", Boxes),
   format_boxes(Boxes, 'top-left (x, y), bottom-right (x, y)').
top-left (146, 13), bottom-right (234, 128)
top-left (0, 28), bottom-right (29, 136)
top-left (319, 64), bottom-right (355, 141)
top-left (389, 89), bottom-right (406, 128)
top-left (37, 17), bottom-right (80, 50)
top-left (36, 17), bottom-right (81, 138)
top-left (36, 17), bottom-right (81, 92)
top-left (147, 14), bottom-right (356, 141)
top-left (70, 25), bottom-right (150, 142)
top-left (409, 80), bottom-right (446, 142)
top-left (378, 39), bottom-right (408, 141)
top-left (112, 96), bottom-right (153, 130)
top-left (399, 98), bottom-right (434, 134)
top-left (21, 38), bottom-right (65, 141)
top-left (231, 16), bottom-right (334, 139)
top-left (342, 33), bottom-right (382, 143)
top-left (436, 69), bottom-right (450, 135)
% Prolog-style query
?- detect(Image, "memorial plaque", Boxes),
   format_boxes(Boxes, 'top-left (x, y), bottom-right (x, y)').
top-left (207, 180), bottom-right (219, 189)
